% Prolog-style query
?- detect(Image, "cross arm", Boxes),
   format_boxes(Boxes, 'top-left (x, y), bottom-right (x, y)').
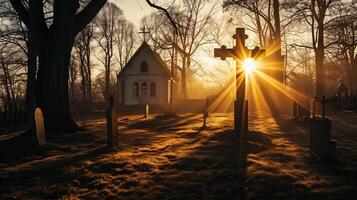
top-left (214, 45), bottom-right (235, 60)
top-left (250, 46), bottom-right (266, 60)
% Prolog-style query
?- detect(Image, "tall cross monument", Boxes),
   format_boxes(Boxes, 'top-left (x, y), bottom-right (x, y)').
top-left (214, 28), bottom-right (265, 132)
top-left (214, 27), bottom-right (265, 169)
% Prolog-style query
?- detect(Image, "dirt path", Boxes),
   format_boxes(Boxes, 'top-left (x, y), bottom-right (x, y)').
top-left (0, 113), bottom-right (356, 199)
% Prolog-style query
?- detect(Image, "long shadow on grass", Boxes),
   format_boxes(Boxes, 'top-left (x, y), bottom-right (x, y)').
top-left (140, 129), bottom-right (273, 200)
top-left (0, 130), bottom-right (105, 166)
top-left (257, 116), bottom-right (357, 200)
top-left (0, 129), bottom-right (112, 199)
top-left (128, 114), bottom-right (200, 133)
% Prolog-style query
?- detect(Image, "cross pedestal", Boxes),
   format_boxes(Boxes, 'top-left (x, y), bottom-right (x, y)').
top-left (214, 28), bottom-right (265, 133)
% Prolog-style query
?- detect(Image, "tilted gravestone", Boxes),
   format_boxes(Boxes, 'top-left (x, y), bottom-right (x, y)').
top-left (34, 107), bottom-right (46, 146)
top-left (106, 95), bottom-right (118, 149)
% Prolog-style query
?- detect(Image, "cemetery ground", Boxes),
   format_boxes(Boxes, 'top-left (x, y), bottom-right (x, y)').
top-left (1, 112), bottom-right (357, 200)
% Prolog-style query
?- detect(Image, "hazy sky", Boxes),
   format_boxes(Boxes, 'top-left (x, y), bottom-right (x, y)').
top-left (112, 0), bottom-right (155, 24)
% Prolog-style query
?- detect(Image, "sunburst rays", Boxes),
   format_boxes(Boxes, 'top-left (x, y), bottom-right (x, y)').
top-left (208, 56), bottom-right (311, 118)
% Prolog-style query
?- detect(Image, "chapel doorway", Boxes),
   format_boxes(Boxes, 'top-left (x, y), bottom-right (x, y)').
top-left (141, 82), bottom-right (148, 103)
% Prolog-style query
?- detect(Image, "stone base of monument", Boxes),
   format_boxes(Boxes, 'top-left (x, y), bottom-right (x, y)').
top-left (310, 117), bottom-right (336, 161)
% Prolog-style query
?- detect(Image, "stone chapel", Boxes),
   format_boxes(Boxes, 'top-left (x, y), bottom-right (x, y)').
top-left (117, 42), bottom-right (172, 110)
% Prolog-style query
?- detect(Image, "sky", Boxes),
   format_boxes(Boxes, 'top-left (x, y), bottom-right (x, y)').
top-left (112, 0), bottom-right (155, 25)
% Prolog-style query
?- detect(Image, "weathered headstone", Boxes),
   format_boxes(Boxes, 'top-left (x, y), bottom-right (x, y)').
top-left (145, 104), bottom-right (149, 118)
top-left (106, 95), bottom-right (118, 149)
top-left (34, 107), bottom-right (46, 146)
top-left (310, 117), bottom-right (336, 161)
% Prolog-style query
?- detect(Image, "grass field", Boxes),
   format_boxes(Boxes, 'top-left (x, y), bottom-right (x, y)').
top-left (0, 113), bottom-right (356, 199)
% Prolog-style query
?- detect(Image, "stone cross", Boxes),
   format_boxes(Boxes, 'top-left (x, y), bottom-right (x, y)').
top-left (34, 107), bottom-right (46, 146)
top-left (214, 27), bottom-right (265, 132)
top-left (106, 95), bottom-right (118, 149)
top-left (139, 25), bottom-right (150, 42)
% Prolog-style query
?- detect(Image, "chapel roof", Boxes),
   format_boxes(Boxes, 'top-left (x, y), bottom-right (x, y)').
top-left (117, 41), bottom-right (171, 78)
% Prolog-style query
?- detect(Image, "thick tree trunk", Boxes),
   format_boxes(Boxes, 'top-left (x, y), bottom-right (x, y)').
top-left (37, 37), bottom-right (79, 134)
top-left (36, 3), bottom-right (80, 134)
top-left (10, 0), bottom-right (107, 134)
top-left (25, 37), bottom-right (37, 120)
top-left (272, 0), bottom-right (284, 83)
top-left (273, 0), bottom-right (281, 47)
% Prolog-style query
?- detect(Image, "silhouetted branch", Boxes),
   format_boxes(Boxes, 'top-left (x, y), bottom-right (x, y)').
top-left (145, 0), bottom-right (178, 34)
top-left (9, 0), bottom-right (29, 27)
top-left (74, 0), bottom-right (108, 35)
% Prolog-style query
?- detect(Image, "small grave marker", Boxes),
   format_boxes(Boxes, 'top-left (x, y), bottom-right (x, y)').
top-left (202, 109), bottom-right (208, 129)
top-left (106, 95), bottom-right (118, 149)
top-left (145, 104), bottom-right (149, 118)
top-left (34, 107), bottom-right (46, 146)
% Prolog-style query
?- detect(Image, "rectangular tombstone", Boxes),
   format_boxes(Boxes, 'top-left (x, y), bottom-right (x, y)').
top-left (310, 117), bottom-right (335, 160)
top-left (34, 107), bottom-right (46, 146)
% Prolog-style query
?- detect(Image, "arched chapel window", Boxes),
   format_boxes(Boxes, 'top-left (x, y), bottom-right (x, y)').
top-left (141, 61), bottom-right (148, 73)
top-left (150, 82), bottom-right (156, 97)
top-left (133, 82), bottom-right (139, 97)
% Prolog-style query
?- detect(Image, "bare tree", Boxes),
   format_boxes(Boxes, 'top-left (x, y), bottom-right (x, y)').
top-left (282, 0), bottom-right (342, 97)
top-left (94, 2), bottom-right (121, 101)
top-left (325, 4), bottom-right (357, 93)
top-left (115, 17), bottom-right (136, 71)
top-left (144, 0), bottom-right (218, 99)
top-left (0, 1), bottom-right (33, 115)
top-left (74, 23), bottom-right (95, 107)
top-left (223, 0), bottom-right (286, 51)
top-left (9, 0), bottom-right (107, 133)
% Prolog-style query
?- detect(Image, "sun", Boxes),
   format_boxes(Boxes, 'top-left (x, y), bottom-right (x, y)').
top-left (243, 58), bottom-right (257, 74)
